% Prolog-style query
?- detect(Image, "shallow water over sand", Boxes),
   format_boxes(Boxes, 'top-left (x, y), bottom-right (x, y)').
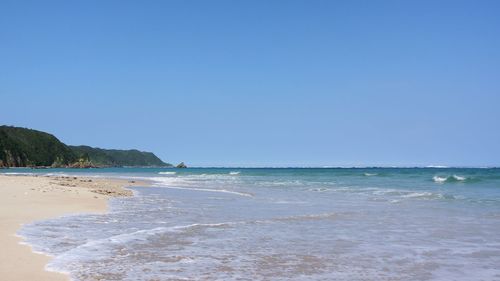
top-left (16, 168), bottom-right (500, 280)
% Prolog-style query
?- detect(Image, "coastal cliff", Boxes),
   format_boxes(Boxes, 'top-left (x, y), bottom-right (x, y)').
top-left (0, 126), bottom-right (171, 168)
top-left (0, 126), bottom-right (76, 167)
top-left (69, 145), bottom-right (170, 167)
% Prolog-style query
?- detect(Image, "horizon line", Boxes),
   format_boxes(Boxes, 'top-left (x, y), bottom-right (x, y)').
top-left (176, 165), bottom-right (499, 169)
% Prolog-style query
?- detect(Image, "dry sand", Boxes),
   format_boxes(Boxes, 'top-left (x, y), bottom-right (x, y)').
top-left (0, 174), bottom-right (147, 281)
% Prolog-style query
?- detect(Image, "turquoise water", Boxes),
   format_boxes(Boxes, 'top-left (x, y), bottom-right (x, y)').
top-left (6, 167), bottom-right (500, 280)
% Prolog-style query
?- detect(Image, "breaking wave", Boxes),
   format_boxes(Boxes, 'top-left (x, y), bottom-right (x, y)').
top-left (433, 175), bottom-right (469, 183)
top-left (158, 171), bottom-right (176, 175)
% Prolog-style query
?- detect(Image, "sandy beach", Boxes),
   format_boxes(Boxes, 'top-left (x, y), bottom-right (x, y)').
top-left (0, 174), bottom-right (146, 281)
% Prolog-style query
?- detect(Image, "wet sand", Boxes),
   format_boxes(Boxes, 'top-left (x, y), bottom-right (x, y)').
top-left (0, 174), bottom-right (147, 281)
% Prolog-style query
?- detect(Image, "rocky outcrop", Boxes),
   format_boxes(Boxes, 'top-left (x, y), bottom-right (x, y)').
top-left (67, 158), bottom-right (97, 168)
top-left (176, 162), bottom-right (187, 168)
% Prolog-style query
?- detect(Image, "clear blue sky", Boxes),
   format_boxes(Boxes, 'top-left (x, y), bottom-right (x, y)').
top-left (1, 0), bottom-right (499, 167)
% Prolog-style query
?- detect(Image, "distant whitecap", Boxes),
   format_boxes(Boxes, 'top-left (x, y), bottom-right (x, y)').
top-left (452, 175), bottom-right (466, 181)
top-left (433, 175), bottom-right (467, 183)
top-left (433, 176), bottom-right (448, 183)
top-left (158, 171), bottom-right (176, 175)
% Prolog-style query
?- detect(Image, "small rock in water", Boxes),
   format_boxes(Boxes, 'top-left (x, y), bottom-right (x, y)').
top-left (176, 162), bottom-right (187, 168)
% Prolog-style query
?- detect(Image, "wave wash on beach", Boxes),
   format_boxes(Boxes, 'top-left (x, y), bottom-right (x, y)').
top-left (12, 167), bottom-right (500, 281)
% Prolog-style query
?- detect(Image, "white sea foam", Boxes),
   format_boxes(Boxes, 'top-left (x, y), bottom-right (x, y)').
top-left (45, 173), bottom-right (73, 177)
top-left (453, 175), bottom-right (466, 181)
top-left (2, 172), bottom-right (36, 176)
top-left (364, 173), bottom-right (378, 176)
top-left (401, 192), bottom-right (436, 199)
top-left (433, 175), bottom-right (467, 183)
top-left (308, 187), bottom-right (328, 192)
top-left (433, 176), bottom-right (448, 183)
top-left (229, 171), bottom-right (240, 175)
top-left (154, 185), bottom-right (253, 197)
top-left (158, 171), bottom-right (176, 175)
top-left (49, 222), bottom-right (239, 265)
top-left (285, 212), bottom-right (339, 220)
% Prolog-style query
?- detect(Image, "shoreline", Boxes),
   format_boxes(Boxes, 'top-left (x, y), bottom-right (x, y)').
top-left (0, 174), bottom-right (148, 281)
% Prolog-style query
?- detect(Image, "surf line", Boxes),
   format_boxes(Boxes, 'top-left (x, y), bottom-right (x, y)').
top-left (154, 185), bottom-right (253, 197)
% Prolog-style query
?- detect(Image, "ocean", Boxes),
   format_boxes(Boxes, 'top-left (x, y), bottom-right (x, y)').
top-left (5, 167), bottom-right (500, 280)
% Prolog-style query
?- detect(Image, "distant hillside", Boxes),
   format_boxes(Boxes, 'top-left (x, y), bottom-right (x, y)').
top-left (69, 145), bottom-right (171, 167)
top-left (0, 126), bottom-right (171, 168)
top-left (0, 126), bottom-right (76, 167)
